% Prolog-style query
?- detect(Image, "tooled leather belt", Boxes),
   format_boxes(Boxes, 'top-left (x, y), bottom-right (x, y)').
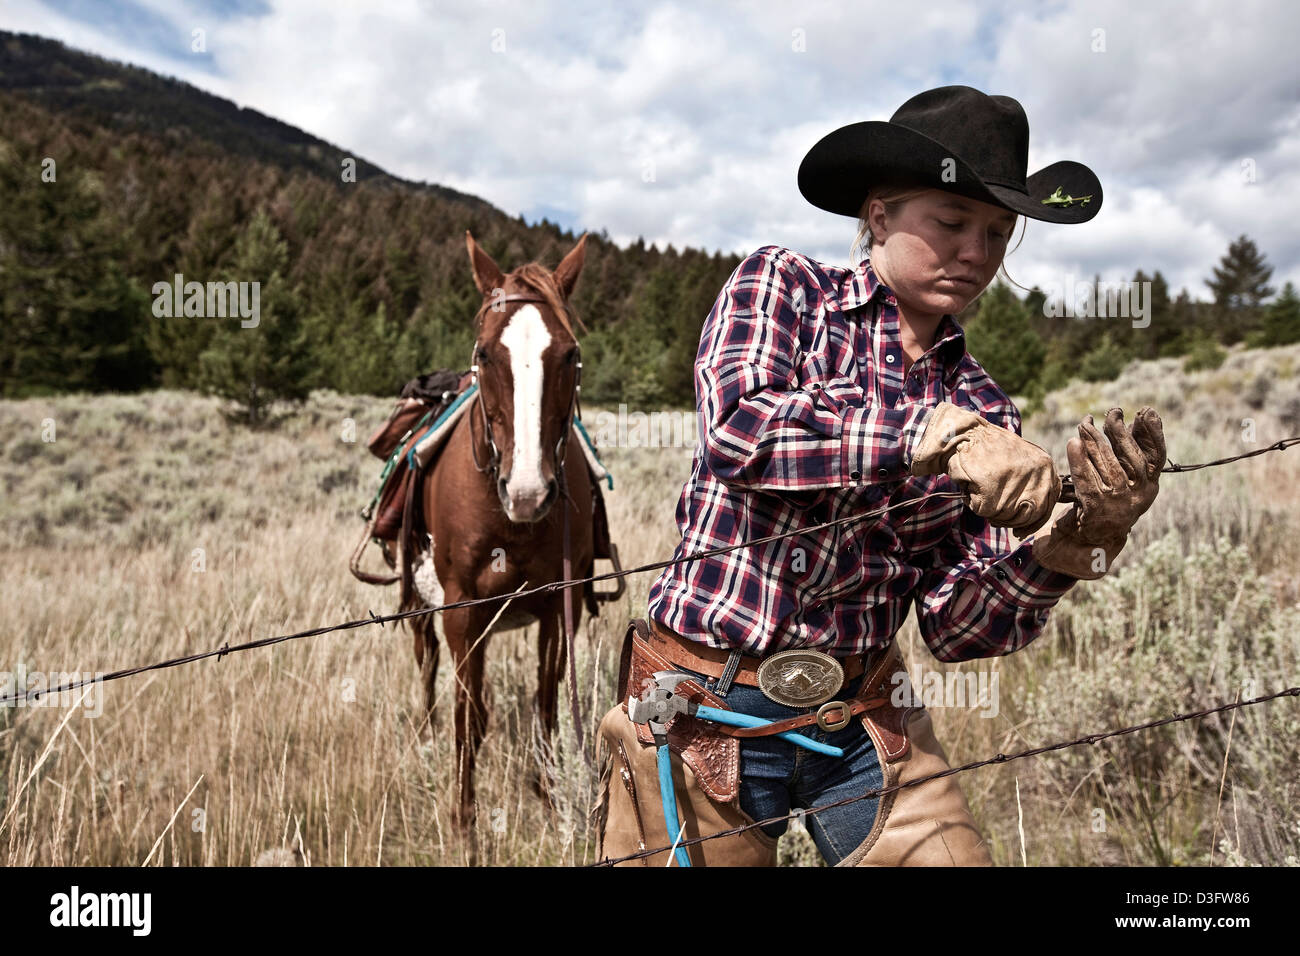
top-left (646, 619), bottom-right (897, 735)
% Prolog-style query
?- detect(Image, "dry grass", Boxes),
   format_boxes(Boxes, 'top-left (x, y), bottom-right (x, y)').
top-left (1, 343), bottom-right (1298, 866)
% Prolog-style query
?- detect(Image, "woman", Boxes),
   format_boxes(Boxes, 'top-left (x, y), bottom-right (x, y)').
top-left (595, 86), bottom-right (1167, 867)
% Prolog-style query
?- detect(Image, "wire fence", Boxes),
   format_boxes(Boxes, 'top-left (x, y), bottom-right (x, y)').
top-left (4, 433), bottom-right (1298, 863)
top-left (591, 684), bottom-right (1300, 865)
top-left (0, 491), bottom-right (961, 706)
top-left (8, 436), bottom-right (1297, 708)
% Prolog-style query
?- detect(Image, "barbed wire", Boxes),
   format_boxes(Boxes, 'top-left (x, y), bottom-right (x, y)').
top-left (5, 435), bottom-right (1298, 863)
top-left (4, 434), bottom-right (1296, 708)
top-left (1057, 437), bottom-right (1299, 501)
top-left (584, 436), bottom-right (1300, 865)
top-left (0, 490), bottom-right (961, 706)
top-left (7, 429), bottom-right (1300, 868)
top-left (591, 683), bottom-right (1300, 866)
top-left (1159, 435), bottom-right (1300, 472)
top-left (1059, 435), bottom-right (1300, 483)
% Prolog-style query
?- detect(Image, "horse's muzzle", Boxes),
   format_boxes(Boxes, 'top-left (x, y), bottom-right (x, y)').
top-left (499, 475), bottom-right (558, 522)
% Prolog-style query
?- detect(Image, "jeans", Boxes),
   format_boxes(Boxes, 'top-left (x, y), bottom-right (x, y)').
top-left (679, 663), bottom-right (885, 866)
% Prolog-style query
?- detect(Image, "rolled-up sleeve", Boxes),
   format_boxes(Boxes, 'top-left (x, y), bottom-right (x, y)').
top-left (697, 246), bottom-right (932, 493)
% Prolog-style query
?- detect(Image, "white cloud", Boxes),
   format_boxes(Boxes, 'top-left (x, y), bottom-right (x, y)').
top-left (4, 0), bottom-right (1298, 296)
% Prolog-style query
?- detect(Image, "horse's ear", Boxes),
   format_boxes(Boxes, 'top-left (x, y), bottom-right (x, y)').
top-left (466, 230), bottom-right (505, 298)
top-left (552, 232), bottom-right (588, 301)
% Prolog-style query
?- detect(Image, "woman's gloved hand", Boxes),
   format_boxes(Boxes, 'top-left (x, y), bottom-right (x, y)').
top-left (1031, 406), bottom-right (1166, 580)
top-left (908, 401), bottom-right (1062, 538)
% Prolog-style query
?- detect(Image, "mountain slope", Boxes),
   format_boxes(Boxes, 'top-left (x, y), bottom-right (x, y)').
top-left (0, 30), bottom-right (739, 403)
top-left (0, 30), bottom-right (496, 212)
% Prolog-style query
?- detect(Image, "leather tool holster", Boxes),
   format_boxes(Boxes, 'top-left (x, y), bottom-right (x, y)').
top-left (593, 620), bottom-right (994, 867)
top-left (593, 620), bottom-right (775, 866)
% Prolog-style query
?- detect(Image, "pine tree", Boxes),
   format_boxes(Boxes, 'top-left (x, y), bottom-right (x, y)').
top-left (1038, 339), bottom-right (1075, 394)
top-left (1247, 281), bottom-right (1300, 348)
top-left (145, 185), bottom-right (236, 389)
top-left (636, 264), bottom-right (691, 405)
top-left (1023, 285), bottom-right (1047, 319)
top-left (960, 280), bottom-right (1045, 397)
top-left (195, 209), bottom-right (311, 424)
top-left (1079, 331), bottom-right (1129, 381)
top-left (0, 140), bottom-right (153, 396)
top-left (1143, 270), bottom-right (1176, 358)
top-left (1157, 288), bottom-right (1198, 357)
top-left (1205, 234), bottom-right (1275, 344)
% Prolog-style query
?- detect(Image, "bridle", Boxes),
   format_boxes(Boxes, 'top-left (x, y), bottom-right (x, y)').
top-left (468, 291), bottom-right (583, 491)
top-left (466, 284), bottom-right (590, 757)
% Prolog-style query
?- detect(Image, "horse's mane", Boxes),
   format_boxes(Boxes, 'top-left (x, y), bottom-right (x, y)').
top-left (475, 261), bottom-right (587, 337)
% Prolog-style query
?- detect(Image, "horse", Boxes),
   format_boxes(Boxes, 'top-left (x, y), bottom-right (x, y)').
top-left (400, 231), bottom-right (597, 831)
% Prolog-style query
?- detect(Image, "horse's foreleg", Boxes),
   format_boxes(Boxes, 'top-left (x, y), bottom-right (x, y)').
top-left (536, 609), bottom-right (563, 738)
top-left (417, 617), bottom-right (441, 733)
top-left (444, 607), bottom-right (490, 832)
top-left (532, 609), bottom-right (564, 805)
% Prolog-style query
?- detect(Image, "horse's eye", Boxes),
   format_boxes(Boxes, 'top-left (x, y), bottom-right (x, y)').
top-left (475, 346), bottom-right (490, 365)
top-left (566, 347), bottom-right (580, 365)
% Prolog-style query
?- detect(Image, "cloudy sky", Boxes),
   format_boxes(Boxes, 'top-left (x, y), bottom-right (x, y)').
top-left (4, 0), bottom-right (1299, 300)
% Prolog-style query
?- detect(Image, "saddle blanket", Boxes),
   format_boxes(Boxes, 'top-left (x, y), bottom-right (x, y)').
top-left (407, 383), bottom-right (612, 489)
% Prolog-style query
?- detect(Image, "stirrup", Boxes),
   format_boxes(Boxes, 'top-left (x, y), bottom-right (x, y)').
top-left (592, 542), bottom-right (627, 604)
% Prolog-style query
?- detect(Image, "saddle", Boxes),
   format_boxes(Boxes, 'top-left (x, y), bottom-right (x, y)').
top-left (348, 368), bottom-right (623, 611)
top-left (345, 370), bottom-right (468, 584)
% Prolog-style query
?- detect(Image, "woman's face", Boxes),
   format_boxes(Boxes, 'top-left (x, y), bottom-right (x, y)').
top-left (868, 189), bottom-right (1017, 317)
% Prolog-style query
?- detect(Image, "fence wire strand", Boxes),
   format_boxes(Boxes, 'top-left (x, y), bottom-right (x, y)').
top-left (590, 684), bottom-right (1300, 866)
top-left (0, 490), bottom-right (960, 706)
top-left (5, 433), bottom-right (1299, 864)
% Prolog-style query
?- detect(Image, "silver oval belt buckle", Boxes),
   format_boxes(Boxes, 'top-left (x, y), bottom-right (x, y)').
top-left (756, 649), bottom-right (845, 708)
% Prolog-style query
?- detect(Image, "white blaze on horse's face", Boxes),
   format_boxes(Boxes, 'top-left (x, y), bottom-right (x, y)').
top-left (498, 304), bottom-right (554, 521)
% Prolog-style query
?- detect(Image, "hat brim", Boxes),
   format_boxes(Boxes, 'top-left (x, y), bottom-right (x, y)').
top-left (797, 120), bottom-right (1102, 224)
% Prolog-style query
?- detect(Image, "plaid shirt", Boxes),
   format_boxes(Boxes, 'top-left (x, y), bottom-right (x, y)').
top-left (646, 245), bottom-right (1079, 662)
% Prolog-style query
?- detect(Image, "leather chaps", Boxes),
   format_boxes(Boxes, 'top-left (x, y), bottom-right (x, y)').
top-left (593, 620), bottom-right (994, 867)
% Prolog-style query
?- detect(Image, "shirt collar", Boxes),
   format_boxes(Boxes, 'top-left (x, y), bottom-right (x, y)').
top-left (838, 255), bottom-right (888, 314)
top-left (840, 256), bottom-right (968, 388)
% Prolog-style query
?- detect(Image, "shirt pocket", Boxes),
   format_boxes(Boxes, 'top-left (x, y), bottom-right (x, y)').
top-left (822, 317), bottom-right (859, 378)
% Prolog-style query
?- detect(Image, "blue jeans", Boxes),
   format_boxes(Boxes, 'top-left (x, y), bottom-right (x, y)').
top-left (679, 663), bottom-right (884, 866)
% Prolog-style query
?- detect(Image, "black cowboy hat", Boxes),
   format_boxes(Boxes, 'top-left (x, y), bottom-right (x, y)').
top-left (798, 85), bottom-right (1102, 224)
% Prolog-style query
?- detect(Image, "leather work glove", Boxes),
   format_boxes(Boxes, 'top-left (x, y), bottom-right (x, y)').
top-left (909, 401), bottom-right (1062, 538)
top-left (1031, 406), bottom-right (1166, 580)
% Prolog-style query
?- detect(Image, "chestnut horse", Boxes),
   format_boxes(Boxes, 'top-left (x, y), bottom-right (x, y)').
top-left (401, 231), bottom-right (596, 830)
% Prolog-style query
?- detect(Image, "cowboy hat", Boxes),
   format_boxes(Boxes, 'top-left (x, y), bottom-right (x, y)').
top-left (798, 85), bottom-right (1102, 225)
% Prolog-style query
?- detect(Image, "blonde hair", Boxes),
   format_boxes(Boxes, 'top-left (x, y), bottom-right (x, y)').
top-left (849, 181), bottom-right (1030, 293)
top-left (849, 182), bottom-right (930, 263)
